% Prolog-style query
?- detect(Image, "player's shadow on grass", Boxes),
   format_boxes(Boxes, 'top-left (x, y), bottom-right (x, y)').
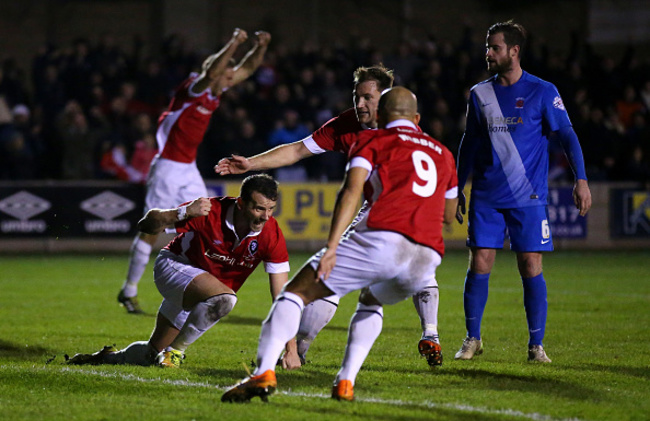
top-left (295, 404), bottom-right (500, 421)
top-left (0, 339), bottom-right (54, 362)
top-left (222, 315), bottom-right (349, 332)
top-left (444, 367), bottom-right (601, 400)
top-left (221, 315), bottom-right (263, 326)
top-left (194, 362), bottom-right (341, 386)
top-left (555, 363), bottom-right (650, 380)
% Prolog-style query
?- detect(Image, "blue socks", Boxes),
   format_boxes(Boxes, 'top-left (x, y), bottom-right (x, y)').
top-left (522, 273), bottom-right (547, 346)
top-left (464, 270), bottom-right (548, 346)
top-left (463, 270), bottom-right (490, 339)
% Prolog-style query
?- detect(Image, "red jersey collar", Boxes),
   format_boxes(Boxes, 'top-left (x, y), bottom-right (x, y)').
top-left (225, 201), bottom-right (262, 241)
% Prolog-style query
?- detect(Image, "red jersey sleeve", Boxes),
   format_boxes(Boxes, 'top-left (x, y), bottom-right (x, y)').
top-left (172, 198), bottom-right (207, 233)
top-left (444, 147), bottom-right (459, 193)
top-left (348, 130), bottom-right (380, 162)
top-left (260, 219), bottom-right (289, 265)
top-left (311, 108), bottom-right (364, 154)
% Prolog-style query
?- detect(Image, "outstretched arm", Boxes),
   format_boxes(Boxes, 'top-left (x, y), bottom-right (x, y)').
top-left (230, 31), bottom-right (271, 86)
top-left (191, 28), bottom-right (249, 94)
top-left (138, 197), bottom-right (212, 234)
top-left (214, 139), bottom-right (314, 175)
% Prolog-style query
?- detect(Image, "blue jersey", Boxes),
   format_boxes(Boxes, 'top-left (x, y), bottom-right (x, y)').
top-left (458, 71), bottom-right (572, 208)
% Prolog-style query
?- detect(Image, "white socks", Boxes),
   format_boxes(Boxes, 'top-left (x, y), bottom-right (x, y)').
top-left (104, 341), bottom-right (158, 366)
top-left (122, 237), bottom-right (153, 297)
top-left (296, 296), bottom-right (340, 359)
top-left (335, 303), bottom-right (383, 385)
top-left (412, 283), bottom-right (440, 339)
top-left (170, 294), bottom-right (238, 352)
top-left (255, 291), bottom-right (304, 374)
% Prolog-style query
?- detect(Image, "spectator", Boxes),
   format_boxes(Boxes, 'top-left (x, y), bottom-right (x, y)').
top-left (12, 104), bottom-right (46, 178)
top-left (57, 101), bottom-right (101, 179)
top-left (99, 140), bottom-right (142, 182)
top-left (267, 109), bottom-right (312, 181)
top-left (0, 24), bottom-right (646, 184)
top-left (616, 85), bottom-right (645, 130)
top-left (129, 132), bottom-right (158, 181)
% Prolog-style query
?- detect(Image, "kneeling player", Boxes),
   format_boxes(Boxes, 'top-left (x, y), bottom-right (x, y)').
top-left (67, 174), bottom-right (300, 369)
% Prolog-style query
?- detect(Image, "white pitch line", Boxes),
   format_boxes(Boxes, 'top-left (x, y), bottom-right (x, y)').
top-left (2, 365), bottom-right (585, 421)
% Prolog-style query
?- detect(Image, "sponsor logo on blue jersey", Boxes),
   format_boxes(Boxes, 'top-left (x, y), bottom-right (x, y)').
top-left (487, 116), bottom-right (523, 133)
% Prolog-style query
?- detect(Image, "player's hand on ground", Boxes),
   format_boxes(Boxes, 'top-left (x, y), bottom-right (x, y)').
top-left (316, 248), bottom-right (337, 281)
top-left (214, 155), bottom-right (251, 175)
top-left (232, 28), bottom-right (248, 44)
top-left (573, 179), bottom-right (592, 216)
top-left (280, 349), bottom-right (302, 370)
top-left (456, 191), bottom-right (466, 224)
top-left (255, 31), bottom-right (271, 47)
top-left (187, 197), bottom-right (211, 218)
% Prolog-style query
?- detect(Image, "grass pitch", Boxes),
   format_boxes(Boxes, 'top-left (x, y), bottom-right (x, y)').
top-left (1, 249), bottom-right (648, 420)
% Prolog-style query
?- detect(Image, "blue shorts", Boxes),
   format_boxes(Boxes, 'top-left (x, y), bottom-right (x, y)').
top-left (467, 205), bottom-right (553, 252)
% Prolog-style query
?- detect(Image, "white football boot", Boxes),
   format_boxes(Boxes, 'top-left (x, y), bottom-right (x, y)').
top-left (454, 337), bottom-right (483, 360)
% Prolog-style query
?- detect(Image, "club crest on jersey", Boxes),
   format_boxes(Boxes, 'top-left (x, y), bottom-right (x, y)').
top-left (248, 240), bottom-right (258, 255)
top-left (515, 97), bottom-right (525, 109)
top-left (553, 96), bottom-right (565, 111)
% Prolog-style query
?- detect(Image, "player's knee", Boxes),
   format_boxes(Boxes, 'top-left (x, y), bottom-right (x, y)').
top-left (358, 287), bottom-right (382, 306)
top-left (204, 293), bottom-right (238, 323)
top-left (422, 277), bottom-right (439, 289)
top-left (517, 253), bottom-right (542, 278)
top-left (354, 301), bottom-right (384, 318)
top-left (470, 248), bottom-right (495, 273)
top-left (285, 265), bottom-right (319, 295)
top-left (415, 286), bottom-right (439, 301)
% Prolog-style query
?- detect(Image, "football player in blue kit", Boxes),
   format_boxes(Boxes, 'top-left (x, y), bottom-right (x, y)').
top-left (454, 20), bottom-right (592, 362)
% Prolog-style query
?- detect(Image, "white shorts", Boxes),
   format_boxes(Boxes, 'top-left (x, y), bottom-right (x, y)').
top-left (144, 156), bottom-right (208, 213)
top-left (309, 230), bottom-right (441, 305)
top-left (153, 250), bottom-right (206, 329)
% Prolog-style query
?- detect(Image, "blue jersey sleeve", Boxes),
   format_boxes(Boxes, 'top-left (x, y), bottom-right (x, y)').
top-left (457, 92), bottom-right (481, 190)
top-left (556, 126), bottom-right (588, 180)
top-left (541, 83), bottom-right (572, 131)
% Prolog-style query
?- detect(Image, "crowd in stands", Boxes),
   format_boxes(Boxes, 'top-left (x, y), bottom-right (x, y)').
top-left (0, 27), bottom-right (649, 186)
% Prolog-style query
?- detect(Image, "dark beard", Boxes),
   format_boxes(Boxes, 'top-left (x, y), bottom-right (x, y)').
top-left (487, 56), bottom-right (513, 75)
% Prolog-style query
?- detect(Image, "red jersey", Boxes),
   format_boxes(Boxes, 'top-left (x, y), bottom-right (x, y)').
top-left (156, 73), bottom-right (221, 163)
top-left (164, 197), bottom-right (289, 292)
top-left (309, 108), bottom-right (365, 154)
top-left (307, 107), bottom-right (423, 155)
top-left (348, 120), bottom-right (458, 256)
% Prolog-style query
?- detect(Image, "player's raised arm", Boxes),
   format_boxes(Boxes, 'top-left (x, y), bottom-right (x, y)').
top-left (214, 139), bottom-right (314, 175)
top-left (138, 197), bottom-right (211, 234)
top-left (192, 28), bottom-right (248, 94)
top-left (230, 30), bottom-right (271, 86)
